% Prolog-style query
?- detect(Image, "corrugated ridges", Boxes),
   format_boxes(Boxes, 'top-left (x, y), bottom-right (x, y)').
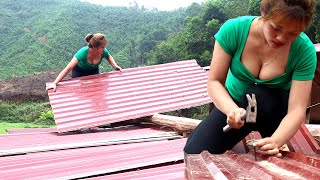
top-left (0, 126), bottom-right (181, 156)
top-left (185, 150), bottom-right (320, 179)
top-left (90, 163), bottom-right (185, 180)
top-left (47, 60), bottom-right (210, 133)
top-left (0, 138), bottom-right (186, 180)
top-left (287, 124), bottom-right (320, 154)
top-left (231, 124), bottom-right (320, 155)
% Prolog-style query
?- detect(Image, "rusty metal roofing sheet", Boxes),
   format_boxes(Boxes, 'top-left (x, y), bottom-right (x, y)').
top-left (47, 60), bottom-right (210, 133)
top-left (0, 138), bottom-right (186, 180)
top-left (0, 126), bottom-right (181, 156)
top-left (89, 163), bottom-right (185, 180)
top-left (185, 150), bottom-right (320, 179)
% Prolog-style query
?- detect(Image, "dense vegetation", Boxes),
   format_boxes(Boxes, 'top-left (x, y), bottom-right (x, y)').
top-left (0, 0), bottom-right (190, 79)
top-left (0, 101), bottom-right (55, 133)
top-left (2, 0), bottom-right (318, 80)
top-left (1, 0), bottom-right (320, 132)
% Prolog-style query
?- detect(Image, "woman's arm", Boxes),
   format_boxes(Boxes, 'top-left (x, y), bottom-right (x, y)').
top-left (254, 80), bottom-right (312, 156)
top-left (46, 57), bottom-right (79, 91)
top-left (208, 42), bottom-right (246, 128)
top-left (106, 55), bottom-right (122, 71)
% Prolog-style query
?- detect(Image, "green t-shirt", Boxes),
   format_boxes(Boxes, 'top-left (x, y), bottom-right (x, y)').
top-left (74, 46), bottom-right (110, 70)
top-left (214, 16), bottom-right (317, 101)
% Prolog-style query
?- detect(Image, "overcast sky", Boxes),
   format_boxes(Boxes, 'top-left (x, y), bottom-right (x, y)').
top-left (80, 0), bottom-right (206, 11)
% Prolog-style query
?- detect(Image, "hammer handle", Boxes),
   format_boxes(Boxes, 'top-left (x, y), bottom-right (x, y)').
top-left (223, 111), bottom-right (246, 132)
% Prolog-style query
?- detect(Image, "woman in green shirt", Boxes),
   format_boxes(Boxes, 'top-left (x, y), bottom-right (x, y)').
top-left (46, 33), bottom-right (122, 91)
top-left (184, 0), bottom-right (316, 157)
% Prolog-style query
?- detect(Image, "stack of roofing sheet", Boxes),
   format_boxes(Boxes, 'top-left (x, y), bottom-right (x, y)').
top-left (2, 124), bottom-right (319, 179)
top-left (0, 126), bottom-right (182, 156)
top-left (0, 126), bottom-right (186, 180)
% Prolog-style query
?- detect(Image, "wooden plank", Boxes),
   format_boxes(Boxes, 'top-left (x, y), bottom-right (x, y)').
top-left (143, 113), bottom-right (200, 133)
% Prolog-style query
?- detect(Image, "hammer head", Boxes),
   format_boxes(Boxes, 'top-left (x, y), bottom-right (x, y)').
top-left (245, 94), bottom-right (257, 123)
top-left (222, 93), bottom-right (257, 132)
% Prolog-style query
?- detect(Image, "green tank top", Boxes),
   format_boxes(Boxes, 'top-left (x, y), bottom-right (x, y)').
top-left (214, 16), bottom-right (317, 101)
top-left (74, 46), bottom-right (110, 70)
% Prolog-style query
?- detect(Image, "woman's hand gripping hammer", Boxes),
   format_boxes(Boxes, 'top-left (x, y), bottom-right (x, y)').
top-left (223, 94), bottom-right (257, 132)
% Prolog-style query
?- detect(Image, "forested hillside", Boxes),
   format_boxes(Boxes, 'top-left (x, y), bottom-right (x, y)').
top-left (1, 0), bottom-right (319, 80)
top-left (0, 0), bottom-right (190, 79)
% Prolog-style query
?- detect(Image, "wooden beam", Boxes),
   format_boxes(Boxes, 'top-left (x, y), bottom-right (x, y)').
top-left (142, 113), bottom-right (200, 133)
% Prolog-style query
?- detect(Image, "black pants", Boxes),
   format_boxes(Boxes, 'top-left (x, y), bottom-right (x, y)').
top-left (72, 65), bottom-right (99, 78)
top-left (184, 84), bottom-right (289, 154)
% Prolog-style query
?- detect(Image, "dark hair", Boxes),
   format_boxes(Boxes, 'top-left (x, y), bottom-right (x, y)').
top-left (260, 0), bottom-right (315, 31)
top-left (84, 33), bottom-right (108, 48)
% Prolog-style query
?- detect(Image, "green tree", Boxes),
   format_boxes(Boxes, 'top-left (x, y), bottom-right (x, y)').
top-left (248, 0), bottom-right (261, 16)
top-left (147, 0), bottom-right (226, 67)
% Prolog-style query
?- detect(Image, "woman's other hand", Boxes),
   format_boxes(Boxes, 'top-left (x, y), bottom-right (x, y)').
top-left (114, 65), bottom-right (122, 71)
top-left (253, 137), bottom-right (282, 157)
top-left (226, 107), bottom-right (246, 129)
top-left (46, 83), bottom-right (57, 92)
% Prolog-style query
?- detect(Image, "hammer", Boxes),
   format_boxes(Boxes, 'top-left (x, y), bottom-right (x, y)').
top-left (223, 94), bottom-right (257, 132)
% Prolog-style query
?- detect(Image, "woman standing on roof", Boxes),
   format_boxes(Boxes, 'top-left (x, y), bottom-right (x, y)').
top-left (184, 0), bottom-right (316, 157)
top-left (46, 33), bottom-right (122, 91)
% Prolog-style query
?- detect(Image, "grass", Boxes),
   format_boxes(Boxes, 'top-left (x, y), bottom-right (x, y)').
top-left (0, 122), bottom-right (54, 134)
top-left (0, 101), bottom-right (209, 135)
top-left (0, 101), bottom-right (56, 134)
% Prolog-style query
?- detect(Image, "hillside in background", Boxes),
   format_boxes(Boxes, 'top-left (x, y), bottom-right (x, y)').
top-left (0, 0), bottom-right (193, 80)
top-left (2, 0), bottom-right (319, 82)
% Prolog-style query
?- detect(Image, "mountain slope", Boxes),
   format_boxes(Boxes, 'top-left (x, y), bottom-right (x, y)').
top-left (0, 0), bottom-right (188, 80)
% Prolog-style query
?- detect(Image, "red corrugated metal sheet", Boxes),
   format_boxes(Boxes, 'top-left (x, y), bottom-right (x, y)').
top-left (6, 128), bottom-right (57, 134)
top-left (89, 163), bottom-right (185, 180)
top-left (0, 126), bottom-right (181, 156)
top-left (1, 125), bottom-right (319, 179)
top-left (306, 124), bottom-right (320, 143)
top-left (287, 124), bottom-right (320, 154)
top-left (0, 138), bottom-right (186, 180)
top-left (47, 60), bottom-right (211, 133)
top-left (231, 124), bottom-right (320, 155)
top-left (185, 150), bottom-right (320, 179)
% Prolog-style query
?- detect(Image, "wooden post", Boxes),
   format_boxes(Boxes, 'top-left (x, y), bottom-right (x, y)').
top-left (142, 113), bottom-right (200, 134)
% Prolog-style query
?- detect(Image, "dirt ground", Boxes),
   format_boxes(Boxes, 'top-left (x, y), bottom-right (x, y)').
top-left (0, 71), bottom-right (71, 103)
